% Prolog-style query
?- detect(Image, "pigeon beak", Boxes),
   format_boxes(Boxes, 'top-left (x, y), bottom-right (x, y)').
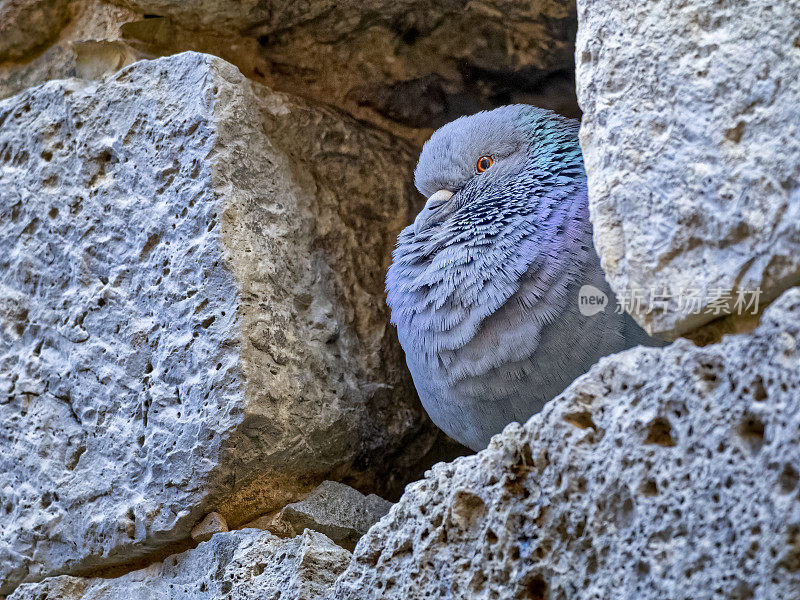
top-left (414, 189), bottom-right (454, 236)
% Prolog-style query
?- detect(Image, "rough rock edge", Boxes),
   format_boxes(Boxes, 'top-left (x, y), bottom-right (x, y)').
top-left (331, 287), bottom-right (800, 599)
top-left (7, 529), bottom-right (351, 600)
top-left (275, 481), bottom-right (394, 550)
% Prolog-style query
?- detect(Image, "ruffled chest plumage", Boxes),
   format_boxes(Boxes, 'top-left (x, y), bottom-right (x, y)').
top-left (386, 180), bottom-right (591, 370)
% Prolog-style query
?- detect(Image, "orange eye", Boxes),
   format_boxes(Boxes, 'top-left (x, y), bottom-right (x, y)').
top-left (476, 155), bottom-right (493, 173)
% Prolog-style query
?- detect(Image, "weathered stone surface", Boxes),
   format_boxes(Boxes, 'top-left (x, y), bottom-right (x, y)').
top-left (332, 288), bottom-right (800, 599)
top-left (272, 481), bottom-right (393, 550)
top-left (110, 0), bottom-right (575, 61)
top-left (109, 0), bottom-right (285, 33)
top-left (576, 0), bottom-right (800, 339)
top-left (0, 0), bottom-right (70, 61)
top-left (0, 51), bottom-right (436, 593)
top-left (8, 529), bottom-right (351, 600)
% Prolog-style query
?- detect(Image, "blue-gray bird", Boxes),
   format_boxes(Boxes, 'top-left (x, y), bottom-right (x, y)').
top-left (386, 105), bottom-right (660, 451)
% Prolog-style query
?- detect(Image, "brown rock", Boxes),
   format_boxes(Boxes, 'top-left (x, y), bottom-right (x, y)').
top-left (0, 0), bottom-right (70, 61)
top-left (190, 512), bottom-right (228, 543)
top-left (0, 0), bottom-right (580, 139)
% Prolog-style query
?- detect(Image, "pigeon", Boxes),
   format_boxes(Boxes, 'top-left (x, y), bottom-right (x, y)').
top-left (386, 105), bottom-right (661, 451)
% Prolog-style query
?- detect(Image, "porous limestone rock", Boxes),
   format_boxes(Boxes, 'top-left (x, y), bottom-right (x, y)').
top-left (576, 0), bottom-right (800, 338)
top-left (332, 288), bottom-right (800, 599)
top-left (7, 529), bottom-right (351, 600)
top-left (0, 51), bottom-right (434, 593)
top-left (273, 481), bottom-right (393, 550)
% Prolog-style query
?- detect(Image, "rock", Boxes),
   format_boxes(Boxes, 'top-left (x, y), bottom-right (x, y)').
top-left (7, 529), bottom-right (351, 600)
top-left (139, 0), bottom-right (581, 137)
top-left (111, 0), bottom-right (575, 60)
top-left (332, 288), bottom-right (800, 599)
top-left (0, 0), bottom-right (580, 139)
top-left (243, 512), bottom-right (296, 538)
top-left (190, 512), bottom-right (228, 543)
top-left (0, 0), bottom-right (70, 61)
top-left (0, 1), bottom-right (143, 101)
top-left (273, 481), bottom-right (393, 550)
top-left (110, 0), bottom-right (276, 33)
top-left (576, 0), bottom-right (800, 339)
top-left (0, 51), bottom-right (435, 594)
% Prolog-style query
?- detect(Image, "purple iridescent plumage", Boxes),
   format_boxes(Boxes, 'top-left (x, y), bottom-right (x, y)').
top-left (386, 105), bottom-right (659, 450)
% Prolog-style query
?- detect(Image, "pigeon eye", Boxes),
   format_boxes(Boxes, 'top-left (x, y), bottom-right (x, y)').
top-left (476, 155), bottom-right (493, 173)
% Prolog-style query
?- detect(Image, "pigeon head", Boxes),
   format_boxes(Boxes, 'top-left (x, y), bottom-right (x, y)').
top-left (411, 104), bottom-right (582, 237)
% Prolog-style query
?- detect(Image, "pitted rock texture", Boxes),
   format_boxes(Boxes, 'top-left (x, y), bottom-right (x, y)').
top-left (0, 51), bottom-right (435, 593)
top-left (332, 288), bottom-right (800, 600)
top-left (576, 0), bottom-right (800, 338)
top-left (7, 529), bottom-right (351, 600)
top-left (275, 481), bottom-right (393, 551)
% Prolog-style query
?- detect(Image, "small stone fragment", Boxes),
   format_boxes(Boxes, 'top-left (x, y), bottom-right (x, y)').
top-left (190, 512), bottom-right (228, 543)
top-left (275, 481), bottom-right (393, 550)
